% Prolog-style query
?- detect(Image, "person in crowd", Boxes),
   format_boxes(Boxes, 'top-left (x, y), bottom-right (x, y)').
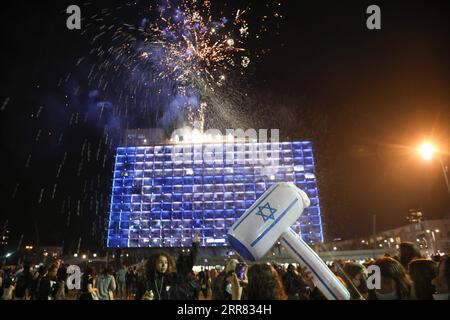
top-left (431, 254), bottom-right (441, 264)
top-left (1, 267), bottom-right (15, 300)
top-left (96, 266), bottom-right (117, 300)
top-left (408, 259), bottom-right (437, 300)
top-left (173, 243), bottom-right (202, 300)
top-left (399, 242), bottom-right (421, 270)
top-left (294, 265), bottom-right (324, 300)
top-left (135, 251), bottom-right (175, 300)
top-left (431, 254), bottom-right (450, 300)
top-left (342, 262), bottom-right (368, 300)
top-left (135, 233), bottom-right (200, 300)
top-left (116, 264), bottom-right (127, 299)
top-left (368, 257), bottom-right (415, 300)
top-left (272, 263), bottom-right (286, 278)
top-left (79, 266), bottom-right (98, 300)
top-left (198, 267), bottom-right (208, 299)
top-left (282, 264), bottom-right (308, 300)
top-left (210, 267), bottom-right (223, 300)
top-left (30, 265), bottom-right (46, 300)
top-left (13, 261), bottom-right (34, 300)
top-left (0, 269), bottom-right (4, 298)
top-left (212, 258), bottom-right (240, 300)
top-left (36, 264), bottom-right (59, 300)
top-left (231, 263), bottom-right (287, 300)
top-left (126, 266), bottom-right (138, 299)
top-left (56, 260), bottom-right (67, 300)
top-left (205, 269), bottom-right (212, 299)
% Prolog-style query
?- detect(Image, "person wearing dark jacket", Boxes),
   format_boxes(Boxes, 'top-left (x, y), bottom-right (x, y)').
top-left (14, 262), bottom-right (34, 300)
top-left (37, 264), bottom-right (59, 300)
top-left (432, 254), bottom-right (450, 300)
top-left (56, 260), bottom-right (68, 300)
top-left (136, 234), bottom-right (200, 300)
top-left (282, 264), bottom-right (308, 300)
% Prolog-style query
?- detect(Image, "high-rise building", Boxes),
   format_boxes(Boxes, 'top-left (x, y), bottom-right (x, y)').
top-left (107, 141), bottom-right (324, 248)
top-left (0, 220), bottom-right (10, 249)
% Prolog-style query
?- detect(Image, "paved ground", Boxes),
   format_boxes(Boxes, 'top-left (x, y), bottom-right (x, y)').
top-left (65, 290), bottom-right (212, 300)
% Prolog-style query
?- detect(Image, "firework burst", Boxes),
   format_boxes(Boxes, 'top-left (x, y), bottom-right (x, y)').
top-left (146, 0), bottom-right (249, 90)
top-left (73, 0), bottom-right (282, 128)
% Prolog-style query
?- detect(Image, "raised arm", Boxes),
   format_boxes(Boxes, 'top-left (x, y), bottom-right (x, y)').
top-left (176, 233), bottom-right (200, 275)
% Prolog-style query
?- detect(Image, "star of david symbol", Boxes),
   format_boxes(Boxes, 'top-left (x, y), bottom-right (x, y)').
top-left (256, 202), bottom-right (277, 222)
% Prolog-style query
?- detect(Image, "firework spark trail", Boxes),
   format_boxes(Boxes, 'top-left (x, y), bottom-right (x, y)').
top-left (1, 97), bottom-right (10, 111)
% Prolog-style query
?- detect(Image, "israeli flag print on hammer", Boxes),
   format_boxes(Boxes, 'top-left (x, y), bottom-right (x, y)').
top-left (227, 182), bottom-right (350, 300)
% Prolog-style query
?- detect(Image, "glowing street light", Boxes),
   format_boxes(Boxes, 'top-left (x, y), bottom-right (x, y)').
top-left (418, 142), bottom-right (436, 161)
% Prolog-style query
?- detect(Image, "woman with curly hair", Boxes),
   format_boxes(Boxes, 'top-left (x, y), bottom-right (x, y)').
top-left (136, 234), bottom-right (200, 300)
top-left (232, 263), bottom-right (287, 300)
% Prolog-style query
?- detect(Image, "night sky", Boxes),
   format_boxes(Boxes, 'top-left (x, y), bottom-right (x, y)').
top-left (0, 0), bottom-right (449, 252)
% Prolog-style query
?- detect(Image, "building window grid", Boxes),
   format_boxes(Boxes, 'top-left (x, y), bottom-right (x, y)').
top-left (108, 142), bottom-right (323, 247)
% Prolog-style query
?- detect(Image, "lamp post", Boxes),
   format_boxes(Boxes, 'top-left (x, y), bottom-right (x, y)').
top-left (418, 142), bottom-right (450, 198)
top-left (438, 158), bottom-right (450, 198)
top-left (426, 229), bottom-right (440, 253)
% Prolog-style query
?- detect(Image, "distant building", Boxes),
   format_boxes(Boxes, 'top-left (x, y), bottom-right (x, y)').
top-left (39, 246), bottom-right (64, 258)
top-left (122, 128), bottom-right (167, 146)
top-left (1, 221), bottom-right (11, 249)
top-left (324, 219), bottom-right (450, 257)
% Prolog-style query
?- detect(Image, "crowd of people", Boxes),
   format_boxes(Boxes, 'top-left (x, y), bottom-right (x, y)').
top-left (1, 240), bottom-right (449, 300)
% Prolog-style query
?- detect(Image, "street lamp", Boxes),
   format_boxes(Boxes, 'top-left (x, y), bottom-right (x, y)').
top-left (419, 143), bottom-right (436, 161)
top-left (418, 142), bottom-right (450, 198)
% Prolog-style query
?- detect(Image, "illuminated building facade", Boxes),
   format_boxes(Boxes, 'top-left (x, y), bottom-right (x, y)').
top-left (107, 141), bottom-right (323, 248)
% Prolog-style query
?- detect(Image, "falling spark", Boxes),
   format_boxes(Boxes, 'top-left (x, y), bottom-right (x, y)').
top-left (25, 154), bottom-right (32, 168)
top-left (1, 97), bottom-right (10, 112)
top-left (52, 184), bottom-right (58, 199)
top-left (38, 188), bottom-right (45, 204)
top-left (12, 183), bottom-right (20, 199)
top-left (77, 200), bottom-right (81, 216)
top-left (36, 106), bottom-right (44, 118)
top-left (56, 164), bottom-right (63, 179)
top-left (58, 133), bottom-right (64, 144)
top-left (35, 129), bottom-right (42, 142)
top-left (77, 160), bottom-right (83, 176)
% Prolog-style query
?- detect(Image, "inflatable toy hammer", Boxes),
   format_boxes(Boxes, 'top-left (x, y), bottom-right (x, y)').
top-left (227, 182), bottom-right (350, 300)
